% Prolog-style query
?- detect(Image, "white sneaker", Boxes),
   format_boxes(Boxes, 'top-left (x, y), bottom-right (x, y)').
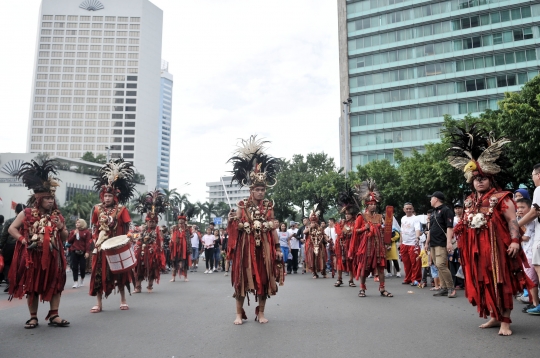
top-left (368, 274), bottom-right (373, 278)
top-left (204, 270), bottom-right (209, 274)
top-left (385, 273), bottom-right (392, 278)
top-left (396, 272), bottom-right (401, 278)
top-left (72, 282), bottom-right (79, 288)
top-left (209, 270), bottom-right (213, 274)
top-left (79, 278), bottom-right (84, 287)
top-left (224, 272), bottom-right (228, 276)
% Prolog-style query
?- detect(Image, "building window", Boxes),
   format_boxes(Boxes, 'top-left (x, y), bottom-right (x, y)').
top-left (124, 137), bottom-right (134, 143)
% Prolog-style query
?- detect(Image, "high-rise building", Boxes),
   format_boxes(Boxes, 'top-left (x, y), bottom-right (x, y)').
top-left (206, 176), bottom-right (250, 210)
top-left (157, 60), bottom-right (173, 189)
top-left (27, 0), bottom-right (163, 189)
top-left (338, 0), bottom-right (540, 170)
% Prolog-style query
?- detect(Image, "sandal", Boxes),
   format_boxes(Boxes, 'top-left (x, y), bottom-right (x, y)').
top-left (90, 306), bottom-right (102, 313)
top-left (418, 282), bottom-right (426, 289)
top-left (349, 280), bottom-right (356, 287)
top-left (380, 290), bottom-right (393, 297)
top-left (429, 286), bottom-right (441, 291)
top-left (48, 315), bottom-right (70, 327)
top-left (334, 279), bottom-right (343, 287)
top-left (358, 289), bottom-right (366, 297)
top-left (24, 317), bottom-right (39, 329)
top-left (120, 304), bottom-right (129, 310)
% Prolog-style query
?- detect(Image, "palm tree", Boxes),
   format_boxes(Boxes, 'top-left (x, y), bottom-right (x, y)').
top-left (131, 190), bottom-right (146, 221)
top-left (162, 188), bottom-right (181, 227)
top-left (215, 202), bottom-right (230, 219)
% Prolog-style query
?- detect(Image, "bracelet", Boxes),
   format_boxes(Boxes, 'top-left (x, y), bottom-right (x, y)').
top-left (511, 238), bottom-right (520, 244)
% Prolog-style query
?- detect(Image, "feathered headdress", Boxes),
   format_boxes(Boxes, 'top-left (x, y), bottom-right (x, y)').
top-left (356, 178), bottom-right (381, 205)
top-left (92, 158), bottom-right (136, 204)
top-left (337, 183), bottom-right (360, 214)
top-left (17, 159), bottom-right (61, 206)
top-left (446, 122), bottom-right (510, 183)
top-left (136, 189), bottom-right (170, 222)
top-left (228, 135), bottom-right (279, 188)
top-left (177, 211), bottom-right (187, 221)
top-left (185, 206), bottom-right (195, 221)
top-left (309, 196), bottom-right (327, 222)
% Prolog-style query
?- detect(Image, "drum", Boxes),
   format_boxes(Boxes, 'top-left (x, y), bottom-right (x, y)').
top-left (101, 235), bottom-right (137, 273)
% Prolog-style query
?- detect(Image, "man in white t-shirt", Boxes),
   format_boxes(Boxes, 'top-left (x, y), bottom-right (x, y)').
top-left (400, 202), bottom-right (421, 285)
top-left (287, 222), bottom-right (299, 274)
top-left (516, 197), bottom-right (539, 312)
top-left (324, 218), bottom-right (338, 273)
top-left (517, 164), bottom-right (540, 315)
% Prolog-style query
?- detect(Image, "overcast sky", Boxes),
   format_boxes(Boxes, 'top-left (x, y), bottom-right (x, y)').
top-left (0, 0), bottom-right (340, 203)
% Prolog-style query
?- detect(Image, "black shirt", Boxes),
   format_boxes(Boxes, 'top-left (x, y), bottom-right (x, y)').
top-left (429, 205), bottom-right (454, 247)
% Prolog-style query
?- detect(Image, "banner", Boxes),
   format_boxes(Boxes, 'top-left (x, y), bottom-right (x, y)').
top-left (384, 206), bottom-right (394, 245)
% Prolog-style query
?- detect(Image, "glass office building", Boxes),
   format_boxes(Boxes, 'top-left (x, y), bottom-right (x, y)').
top-left (338, 0), bottom-right (540, 170)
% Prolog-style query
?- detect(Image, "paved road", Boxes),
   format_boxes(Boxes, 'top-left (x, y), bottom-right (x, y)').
top-left (0, 266), bottom-right (538, 358)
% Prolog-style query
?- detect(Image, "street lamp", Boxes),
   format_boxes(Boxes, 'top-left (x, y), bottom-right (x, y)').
top-left (105, 146), bottom-right (110, 162)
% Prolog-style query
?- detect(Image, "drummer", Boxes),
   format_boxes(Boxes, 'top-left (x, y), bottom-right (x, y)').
top-left (89, 159), bottom-right (136, 313)
top-left (133, 190), bottom-right (168, 293)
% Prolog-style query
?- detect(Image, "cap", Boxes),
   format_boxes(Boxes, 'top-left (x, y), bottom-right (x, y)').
top-left (514, 188), bottom-right (531, 200)
top-left (453, 201), bottom-right (463, 208)
top-left (427, 191), bottom-right (445, 201)
top-left (289, 221), bottom-right (296, 226)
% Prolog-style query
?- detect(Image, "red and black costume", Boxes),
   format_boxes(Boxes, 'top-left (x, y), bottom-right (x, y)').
top-left (304, 207), bottom-right (328, 278)
top-left (227, 135), bottom-right (283, 321)
top-left (133, 189), bottom-right (168, 292)
top-left (9, 161), bottom-right (66, 304)
top-left (89, 159), bottom-right (136, 299)
top-left (170, 213), bottom-right (192, 280)
top-left (447, 124), bottom-right (533, 325)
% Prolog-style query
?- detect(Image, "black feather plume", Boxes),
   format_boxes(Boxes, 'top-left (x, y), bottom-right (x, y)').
top-left (17, 159), bottom-right (60, 193)
top-left (92, 158), bottom-right (136, 204)
top-left (337, 183), bottom-right (360, 214)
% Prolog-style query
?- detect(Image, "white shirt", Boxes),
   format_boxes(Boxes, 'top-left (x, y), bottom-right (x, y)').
top-left (533, 186), bottom-right (540, 246)
top-left (324, 227), bottom-right (337, 242)
top-left (522, 221), bottom-right (535, 260)
top-left (400, 215), bottom-right (421, 246)
top-left (288, 228), bottom-right (299, 249)
top-left (191, 232), bottom-right (199, 248)
top-left (202, 234), bottom-right (215, 248)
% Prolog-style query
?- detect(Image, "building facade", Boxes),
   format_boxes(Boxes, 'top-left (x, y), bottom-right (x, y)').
top-left (27, 0), bottom-right (163, 189)
top-left (338, 0), bottom-right (540, 170)
top-left (156, 60), bottom-right (173, 189)
top-left (206, 176), bottom-right (250, 210)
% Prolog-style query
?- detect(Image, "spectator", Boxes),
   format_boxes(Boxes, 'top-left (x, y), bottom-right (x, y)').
top-left (287, 222), bottom-right (299, 274)
top-left (297, 218), bottom-right (309, 274)
top-left (67, 219), bottom-right (92, 288)
top-left (190, 225), bottom-right (200, 272)
top-left (202, 228), bottom-right (215, 274)
top-left (219, 228), bottom-right (229, 276)
top-left (0, 203), bottom-right (24, 292)
top-left (324, 218), bottom-right (338, 275)
top-left (162, 226), bottom-right (171, 271)
top-left (400, 203), bottom-right (421, 285)
top-left (386, 229), bottom-right (401, 278)
top-left (516, 198), bottom-right (539, 313)
top-left (514, 188), bottom-right (531, 201)
top-left (278, 223), bottom-right (291, 274)
top-left (213, 229), bottom-right (221, 272)
top-left (450, 202), bottom-right (464, 290)
top-left (425, 191), bottom-right (456, 298)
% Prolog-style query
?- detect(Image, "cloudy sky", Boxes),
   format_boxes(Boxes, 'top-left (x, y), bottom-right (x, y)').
top-left (0, 0), bottom-right (340, 203)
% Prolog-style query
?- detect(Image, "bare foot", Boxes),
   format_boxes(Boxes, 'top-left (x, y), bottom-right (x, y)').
top-left (234, 314), bottom-right (243, 325)
top-left (499, 322), bottom-right (512, 336)
top-left (479, 317), bottom-right (500, 329)
top-left (257, 312), bottom-right (269, 324)
top-left (184, 278), bottom-right (189, 282)
top-left (170, 278), bottom-right (175, 282)
top-left (147, 288), bottom-right (153, 293)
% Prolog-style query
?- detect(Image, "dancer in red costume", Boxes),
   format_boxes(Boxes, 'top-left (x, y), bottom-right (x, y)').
top-left (352, 179), bottom-right (393, 298)
top-left (447, 123), bottom-right (533, 336)
top-left (8, 160), bottom-right (69, 328)
top-left (227, 136), bottom-right (284, 325)
top-left (304, 201), bottom-right (328, 279)
top-left (133, 190), bottom-right (168, 292)
top-left (170, 211), bottom-right (192, 282)
top-left (334, 185), bottom-right (358, 288)
top-left (89, 159), bottom-right (136, 313)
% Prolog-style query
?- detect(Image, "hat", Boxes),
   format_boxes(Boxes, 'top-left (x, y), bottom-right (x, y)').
top-left (453, 201), bottom-right (463, 208)
top-left (514, 188), bottom-right (531, 200)
top-left (427, 191), bottom-right (445, 201)
top-left (289, 221), bottom-right (296, 226)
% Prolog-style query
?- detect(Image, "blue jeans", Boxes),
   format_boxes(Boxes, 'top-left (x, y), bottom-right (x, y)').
top-left (191, 247), bottom-right (199, 261)
top-left (214, 248), bottom-right (221, 267)
top-left (281, 246), bottom-right (289, 268)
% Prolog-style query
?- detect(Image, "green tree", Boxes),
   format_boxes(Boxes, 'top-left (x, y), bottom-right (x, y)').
top-left (81, 151), bottom-right (106, 164)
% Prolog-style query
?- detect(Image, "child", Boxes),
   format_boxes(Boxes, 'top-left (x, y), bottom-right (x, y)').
top-left (416, 248), bottom-right (429, 288)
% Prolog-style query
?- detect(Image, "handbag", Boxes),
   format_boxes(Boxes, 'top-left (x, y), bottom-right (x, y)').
top-left (455, 265), bottom-right (465, 279)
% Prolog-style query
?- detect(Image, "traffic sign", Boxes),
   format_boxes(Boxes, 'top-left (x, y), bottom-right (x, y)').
top-left (213, 217), bottom-right (222, 225)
